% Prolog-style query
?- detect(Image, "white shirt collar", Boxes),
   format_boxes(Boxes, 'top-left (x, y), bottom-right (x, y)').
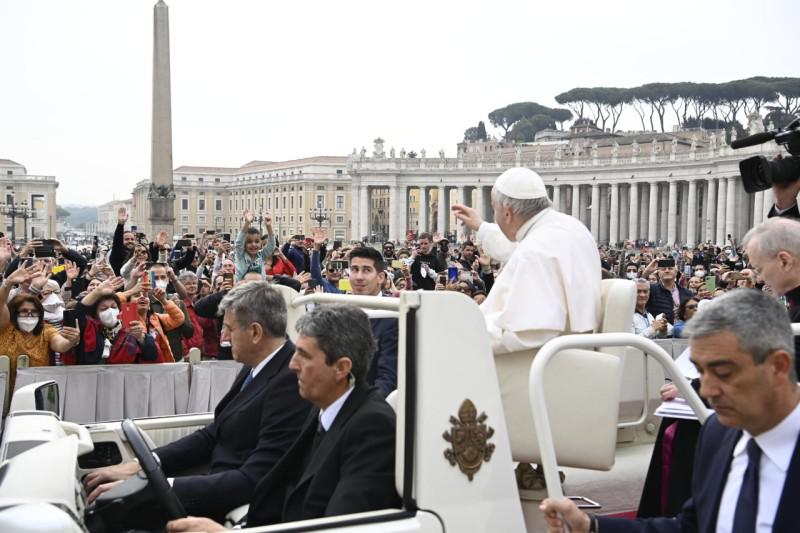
top-left (250, 342), bottom-right (285, 379)
top-left (736, 400), bottom-right (800, 472)
top-left (514, 208), bottom-right (550, 242)
top-left (319, 385), bottom-right (355, 431)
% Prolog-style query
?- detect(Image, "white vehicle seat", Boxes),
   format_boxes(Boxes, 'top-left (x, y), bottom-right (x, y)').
top-left (496, 279), bottom-right (630, 468)
top-left (385, 389), bottom-right (398, 413)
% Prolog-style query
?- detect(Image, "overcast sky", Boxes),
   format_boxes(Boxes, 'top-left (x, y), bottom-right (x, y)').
top-left (1, 0), bottom-right (797, 206)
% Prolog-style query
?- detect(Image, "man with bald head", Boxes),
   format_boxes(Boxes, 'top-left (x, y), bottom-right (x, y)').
top-left (744, 216), bottom-right (800, 373)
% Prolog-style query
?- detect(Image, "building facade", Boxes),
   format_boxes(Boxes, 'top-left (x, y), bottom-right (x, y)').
top-left (132, 156), bottom-right (352, 240)
top-left (97, 199), bottom-right (134, 236)
top-left (0, 159), bottom-right (59, 242)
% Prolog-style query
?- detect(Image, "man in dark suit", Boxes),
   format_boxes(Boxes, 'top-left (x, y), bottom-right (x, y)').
top-left (348, 246), bottom-right (398, 397)
top-left (168, 303), bottom-right (400, 532)
top-left (541, 289), bottom-right (800, 532)
top-left (85, 282), bottom-right (310, 522)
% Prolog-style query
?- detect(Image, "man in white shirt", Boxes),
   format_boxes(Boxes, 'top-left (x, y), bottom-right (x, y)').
top-left (168, 303), bottom-right (400, 532)
top-left (633, 279), bottom-right (672, 338)
top-left (542, 289), bottom-right (800, 533)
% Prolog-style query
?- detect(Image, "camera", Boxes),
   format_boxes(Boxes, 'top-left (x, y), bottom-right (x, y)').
top-left (732, 117), bottom-right (800, 193)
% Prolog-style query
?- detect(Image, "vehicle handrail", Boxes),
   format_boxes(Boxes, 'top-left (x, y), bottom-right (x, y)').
top-left (529, 332), bottom-right (710, 500)
top-left (291, 293), bottom-right (404, 311)
top-left (793, 323), bottom-right (800, 336)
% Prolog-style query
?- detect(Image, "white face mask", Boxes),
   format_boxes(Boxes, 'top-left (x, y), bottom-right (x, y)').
top-left (155, 279), bottom-right (169, 290)
top-left (626, 272), bottom-right (638, 280)
top-left (98, 307), bottom-right (120, 328)
top-left (17, 317), bottom-right (39, 333)
top-left (694, 270), bottom-right (706, 278)
top-left (44, 308), bottom-right (64, 323)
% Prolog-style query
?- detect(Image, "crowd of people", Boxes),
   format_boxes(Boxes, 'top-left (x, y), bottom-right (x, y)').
top-left (0, 165), bottom-right (798, 531)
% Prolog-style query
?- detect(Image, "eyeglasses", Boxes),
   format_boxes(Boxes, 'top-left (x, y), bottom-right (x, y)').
top-left (17, 311), bottom-right (39, 318)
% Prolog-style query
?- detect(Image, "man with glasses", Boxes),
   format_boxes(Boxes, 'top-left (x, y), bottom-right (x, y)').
top-left (633, 279), bottom-right (671, 338)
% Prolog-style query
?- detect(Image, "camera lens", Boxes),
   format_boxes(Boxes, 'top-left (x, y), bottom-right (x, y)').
top-left (739, 155), bottom-right (800, 193)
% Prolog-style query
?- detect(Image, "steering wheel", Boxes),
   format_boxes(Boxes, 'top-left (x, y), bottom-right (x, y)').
top-left (121, 418), bottom-right (187, 520)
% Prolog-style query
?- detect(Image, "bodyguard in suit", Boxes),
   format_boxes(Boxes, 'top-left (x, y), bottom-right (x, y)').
top-left (348, 246), bottom-right (399, 397)
top-left (168, 303), bottom-right (401, 532)
top-left (542, 289), bottom-right (800, 533)
top-left (85, 281), bottom-right (310, 521)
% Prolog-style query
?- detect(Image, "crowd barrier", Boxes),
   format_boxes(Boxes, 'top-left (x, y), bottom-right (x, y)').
top-left (10, 359), bottom-right (243, 424)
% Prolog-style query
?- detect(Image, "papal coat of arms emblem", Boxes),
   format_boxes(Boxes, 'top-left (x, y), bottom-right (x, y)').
top-left (442, 399), bottom-right (495, 481)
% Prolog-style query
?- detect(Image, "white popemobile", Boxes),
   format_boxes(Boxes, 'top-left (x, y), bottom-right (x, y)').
top-left (0, 285), bottom-right (727, 532)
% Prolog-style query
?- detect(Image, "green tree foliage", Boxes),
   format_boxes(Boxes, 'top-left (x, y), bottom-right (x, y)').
top-left (464, 126), bottom-right (480, 142)
top-left (508, 114), bottom-right (556, 142)
top-left (488, 102), bottom-right (572, 139)
top-left (476, 121), bottom-right (487, 141)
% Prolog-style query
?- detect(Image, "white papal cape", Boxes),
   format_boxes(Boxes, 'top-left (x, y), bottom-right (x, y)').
top-left (477, 208), bottom-right (601, 354)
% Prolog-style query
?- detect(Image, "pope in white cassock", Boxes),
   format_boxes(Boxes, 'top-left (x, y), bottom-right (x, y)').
top-left (452, 167), bottom-right (602, 475)
top-left (452, 167), bottom-right (602, 354)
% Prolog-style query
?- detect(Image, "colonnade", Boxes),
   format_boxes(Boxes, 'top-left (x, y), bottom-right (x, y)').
top-left (351, 177), bottom-right (774, 246)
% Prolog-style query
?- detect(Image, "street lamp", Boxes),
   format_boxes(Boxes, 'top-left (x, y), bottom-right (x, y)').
top-left (309, 206), bottom-right (332, 228)
top-left (0, 199), bottom-right (36, 243)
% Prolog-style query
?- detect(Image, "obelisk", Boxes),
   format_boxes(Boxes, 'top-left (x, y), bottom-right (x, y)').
top-left (148, 0), bottom-right (175, 237)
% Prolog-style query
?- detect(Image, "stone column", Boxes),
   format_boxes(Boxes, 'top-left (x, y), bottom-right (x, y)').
top-left (629, 182), bottom-right (639, 241)
top-left (609, 183), bottom-right (620, 245)
top-left (753, 190), bottom-right (764, 227)
top-left (149, 0), bottom-right (176, 236)
top-left (667, 181), bottom-right (678, 245)
top-left (659, 185), bottom-right (669, 244)
top-left (418, 187), bottom-right (429, 234)
top-left (437, 186), bottom-right (447, 236)
top-left (648, 183), bottom-right (659, 243)
top-left (571, 184), bottom-right (581, 219)
top-left (686, 180), bottom-right (698, 248)
top-left (351, 181), bottom-right (361, 240)
top-left (716, 178), bottom-right (727, 244)
top-left (359, 185), bottom-right (369, 240)
top-left (705, 178), bottom-right (717, 245)
top-left (620, 185), bottom-right (629, 240)
top-left (590, 183), bottom-right (600, 240)
top-left (725, 176), bottom-right (737, 241)
top-left (389, 185), bottom-right (400, 242)
top-left (599, 185), bottom-right (610, 242)
top-left (552, 185), bottom-right (561, 212)
top-left (456, 186), bottom-right (467, 242)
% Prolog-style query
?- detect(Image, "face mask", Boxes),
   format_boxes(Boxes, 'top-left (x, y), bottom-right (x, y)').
top-left (626, 272), bottom-right (637, 280)
top-left (41, 293), bottom-right (64, 313)
top-left (99, 307), bottom-right (120, 327)
top-left (155, 280), bottom-right (169, 290)
top-left (694, 270), bottom-right (706, 278)
top-left (17, 317), bottom-right (39, 333)
top-left (44, 308), bottom-right (64, 323)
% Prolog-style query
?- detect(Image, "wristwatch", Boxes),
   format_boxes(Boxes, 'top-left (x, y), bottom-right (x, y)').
top-left (588, 514), bottom-right (599, 532)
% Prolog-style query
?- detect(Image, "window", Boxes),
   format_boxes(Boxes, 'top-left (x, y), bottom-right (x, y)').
top-left (215, 216), bottom-right (223, 227)
top-left (316, 186), bottom-right (325, 191)
top-left (282, 197), bottom-right (286, 209)
top-left (268, 197), bottom-right (271, 209)
top-left (336, 215), bottom-right (344, 224)
top-left (290, 216), bottom-right (294, 222)
top-left (299, 195), bottom-right (303, 209)
top-left (181, 198), bottom-right (189, 210)
top-left (229, 199), bottom-right (232, 210)
top-left (290, 195), bottom-right (294, 209)
top-left (181, 215), bottom-right (189, 224)
top-left (247, 199), bottom-right (251, 209)
top-left (215, 177), bottom-right (220, 183)
top-left (198, 177), bottom-right (204, 182)
top-left (336, 169), bottom-right (343, 175)
top-left (198, 215), bottom-right (206, 225)
top-left (198, 199), bottom-right (206, 211)
top-left (181, 176), bottom-right (187, 181)
top-left (181, 227), bottom-right (188, 234)
top-left (336, 195), bottom-right (344, 210)
top-left (215, 199), bottom-right (222, 211)
top-left (298, 215), bottom-right (303, 223)
top-left (336, 186), bottom-right (344, 190)
top-left (316, 195), bottom-right (325, 209)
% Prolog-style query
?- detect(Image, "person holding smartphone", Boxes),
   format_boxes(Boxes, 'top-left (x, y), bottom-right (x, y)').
top-left (643, 259), bottom-right (693, 324)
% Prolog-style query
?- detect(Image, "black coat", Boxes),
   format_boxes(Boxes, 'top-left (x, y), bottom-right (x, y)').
top-left (600, 414), bottom-right (800, 532)
top-left (245, 385), bottom-right (400, 527)
top-left (646, 283), bottom-right (693, 324)
top-left (154, 341), bottom-right (310, 522)
top-left (367, 317), bottom-right (398, 398)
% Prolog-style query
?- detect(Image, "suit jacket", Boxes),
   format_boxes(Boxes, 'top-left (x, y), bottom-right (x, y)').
top-left (599, 414), bottom-right (800, 532)
top-left (246, 384), bottom-right (401, 527)
top-left (367, 317), bottom-right (398, 398)
top-left (154, 341), bottom-right (310, 521)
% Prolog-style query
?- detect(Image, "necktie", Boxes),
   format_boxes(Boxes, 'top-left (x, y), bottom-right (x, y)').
top-left (311, 421), bottom-right (326, 456)
top-left (239, 371), bottom-right (254, 392)
top-left (731, 438), bottom-right (762, 533)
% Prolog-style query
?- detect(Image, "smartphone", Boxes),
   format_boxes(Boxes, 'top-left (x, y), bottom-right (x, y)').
top-left (222, 272), bottom-right (234, 286)
top-left (338, 278), bottom-right (352, 292)
top-left (308, 279), bottom-right (317, 290)
top-left (183, 234), bottom-right (195, 239)
top-left (447, 266), bottom-right (458, 283)
top-left (120, 301), bottom-right (140, 329)
top-left (205, 230), bottom-right (216, 235)
top-left (329, 260), bottom-right (348, 272)
top-left (157, 249), bottom-right (169, 264)
top-left (175, 239), bottom-right (191, 249)
top-left (35, 245), bottom-right (56, 258)
top-left (142, 270), bottom-right (154, 290)
top-left (51, 264), bottom-right (66, 274)
top-left (728, 272), bottom-right (745, 281)
top-left (391, 260), bottom-right (404, 269)
top-left (130, 225), bottom-right (138, 232)
top-left (222, 233), bottom-right (231, 242)
top-left (333, 240), bottom-right (342, 250)
top-left (62, 309), bottom-right (77, 328)
top-left (438, 274), bottom-right (447, 286)
top-left (705, 276), bottom-right (716, 292)
top-left (657, 259), bottom-right (675, 268)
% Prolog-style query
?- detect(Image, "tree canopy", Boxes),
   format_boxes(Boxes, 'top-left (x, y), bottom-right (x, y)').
top-left (487, 101), bottom-right (572, 139)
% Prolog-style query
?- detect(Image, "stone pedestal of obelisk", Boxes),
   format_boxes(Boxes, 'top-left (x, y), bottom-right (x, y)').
top-left (148, 0), bottom-right (175, 237)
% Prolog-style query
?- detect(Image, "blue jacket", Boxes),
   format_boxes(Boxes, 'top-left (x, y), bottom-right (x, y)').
top-left (367, 317), bottom-right (398, 397)
top-left (310, 250), bottom-right (341, 294)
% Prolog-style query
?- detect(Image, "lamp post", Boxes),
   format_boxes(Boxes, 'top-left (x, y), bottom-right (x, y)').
top-left (0, 199), bottom-right (36, 243)
top-left (309, 206), bottom-right (332, 228)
